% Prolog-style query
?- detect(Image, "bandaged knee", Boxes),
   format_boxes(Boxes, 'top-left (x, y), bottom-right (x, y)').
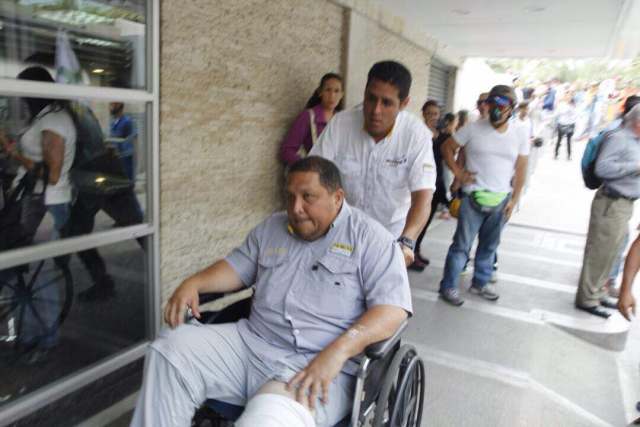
top-left (235, 393), bottom-right (315, 427)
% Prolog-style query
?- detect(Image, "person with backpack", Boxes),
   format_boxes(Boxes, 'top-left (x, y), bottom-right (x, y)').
top-left (0, 66), bottom-right (77, 361)
top-left (67, 103), bottom-right (145, 302)
top-left (575, 104), bottom-right (640, 318)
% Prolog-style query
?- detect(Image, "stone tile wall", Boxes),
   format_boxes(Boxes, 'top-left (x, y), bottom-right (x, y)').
top-left (159, 1), bottom-right (437, 303)
top-left (159, 0), bottom-right (344, 299)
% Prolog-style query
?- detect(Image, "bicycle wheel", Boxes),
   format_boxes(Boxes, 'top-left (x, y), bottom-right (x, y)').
top-left (0, 258), bottom-right (73, 346)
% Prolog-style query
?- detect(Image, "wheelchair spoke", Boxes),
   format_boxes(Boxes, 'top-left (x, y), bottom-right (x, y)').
top-left (31, 296), bottom-right (62, 305)
top-left (0, 301), bottom-right (19, 320)
top-left (0, 281), bottom-right (17, 292)
top-left (30, 274), bottom-right (64, 295)
top-left (26, 261), bottom-right (47, 291)
top-left (0, 295), bottom-right (18, 304)
top-left (26, 299), bottom-right (50, 331)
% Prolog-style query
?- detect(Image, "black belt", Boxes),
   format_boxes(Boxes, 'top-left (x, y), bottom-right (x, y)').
top-left (602, 186), bottom-right (637, 202)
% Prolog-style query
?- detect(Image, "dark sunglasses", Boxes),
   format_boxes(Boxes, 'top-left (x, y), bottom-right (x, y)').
top-left (487, 95), bottom-right (513, 109)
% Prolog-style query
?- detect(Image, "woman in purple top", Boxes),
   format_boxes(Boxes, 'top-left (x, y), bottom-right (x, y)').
top-left (280, 73), bottom-right (344, 167)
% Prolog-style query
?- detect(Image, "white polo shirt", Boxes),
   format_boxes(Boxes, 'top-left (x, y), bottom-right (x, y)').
top-left (310, 106), bottom-right (436, 237)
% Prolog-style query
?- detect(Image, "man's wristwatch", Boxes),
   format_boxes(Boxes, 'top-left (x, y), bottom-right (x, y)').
top-left (397, 236), bottom-right (416, 252)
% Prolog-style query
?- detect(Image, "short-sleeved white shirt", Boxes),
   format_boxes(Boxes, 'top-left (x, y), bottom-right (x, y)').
top-left (16, 105), bottom-right (76, 205)
top-left (453, 118), bottom-right (529, 193)
top-left (310, 106), bottom-right (436, 238)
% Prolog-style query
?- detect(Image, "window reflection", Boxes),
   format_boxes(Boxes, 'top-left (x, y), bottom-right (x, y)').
top-left (0, 94), bottom-right (146, 254)
top-left (0, 0), bottom-right (146, 88)
top-left (0, 237), bottom-right (148, 407)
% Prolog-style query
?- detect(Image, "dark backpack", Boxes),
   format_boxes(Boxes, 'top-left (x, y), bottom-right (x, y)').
top-left (580, 130), bottom-right (614, 190)
top-left (0, 163), bottom-right (48, 251)
top-left (68, 104), bottom-right (133, 195)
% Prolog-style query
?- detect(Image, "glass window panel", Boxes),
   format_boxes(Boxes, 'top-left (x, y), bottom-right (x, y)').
top-left (0, 0), bottom-right (147, 89)
top-left (0, 96), bottom-right (148, 254)
top-left (0, 237), bottom-right (149, 407)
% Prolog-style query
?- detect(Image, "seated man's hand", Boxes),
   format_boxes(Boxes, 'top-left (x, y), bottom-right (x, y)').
top-left (164, 279), bottom-right (201, 328)
top-left (287, 346), bottom-right (349, 410)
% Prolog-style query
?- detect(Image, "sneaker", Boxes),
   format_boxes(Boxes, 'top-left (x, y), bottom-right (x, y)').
top-left (608, 286), bottom-right (621, 298)
top-left (575, 303), bottom-right (611, 319)
top-left (600, 297), bottom-right (618, 309)
top-left (489, 270), bottom-right (498, 283)
top-left (440, 288), bottom-right (464, 306)
top-left (604, 279), bottom-right (621, 298)
top-left (460, 265), bottom-right (470, 277)
top-left (469, 283), bottom-right (500, 301)
top-left (407, 259), bottom-right (426, 272)
top-left (415, 253), bottom-right (430, 266)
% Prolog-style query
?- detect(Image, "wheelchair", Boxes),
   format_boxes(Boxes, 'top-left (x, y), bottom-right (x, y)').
top-left (0, 164), bottom-right (74, 355)
top-left (191, 289), bottom-right (426, 427)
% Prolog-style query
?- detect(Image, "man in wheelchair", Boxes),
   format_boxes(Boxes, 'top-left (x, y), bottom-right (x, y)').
top-left (131, 156), bottom-right (412, 426)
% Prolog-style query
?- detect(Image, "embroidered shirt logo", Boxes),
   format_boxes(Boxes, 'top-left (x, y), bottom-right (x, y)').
top-left (330, 242), bottom-right (354, 257)
top-left (385, 157), bottom-right (408, 167)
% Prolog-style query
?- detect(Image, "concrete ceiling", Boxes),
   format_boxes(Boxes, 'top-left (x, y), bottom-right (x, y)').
top-left (373, 0), bottom-right (640, 59)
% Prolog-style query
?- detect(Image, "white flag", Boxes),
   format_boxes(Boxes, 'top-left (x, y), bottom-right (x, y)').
top-left (55, 30), bottom-right (82, 84)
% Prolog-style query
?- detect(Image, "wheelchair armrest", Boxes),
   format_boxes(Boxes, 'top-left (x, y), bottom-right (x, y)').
top-left (195, 287), bottom-right (254, 325)
top-left (364, 319), bottom-right (408, 360)
top-left (198, 287), bottom-right (254, 313)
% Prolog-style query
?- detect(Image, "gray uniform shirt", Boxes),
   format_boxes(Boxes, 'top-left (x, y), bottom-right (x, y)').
top-left (595, 127), bottom-right (640, 199)
top-left (225, 202), bottom-right (412, 375)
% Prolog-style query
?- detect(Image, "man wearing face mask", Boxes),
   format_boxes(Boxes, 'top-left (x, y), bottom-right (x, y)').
top-left (438, 85), bottom-right (529, 306)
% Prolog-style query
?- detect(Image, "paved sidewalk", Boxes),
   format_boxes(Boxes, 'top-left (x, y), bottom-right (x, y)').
top-left (410, 138), bottom-right (640, 426)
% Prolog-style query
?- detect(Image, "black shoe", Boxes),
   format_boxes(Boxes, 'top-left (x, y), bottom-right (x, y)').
top-left (575, 304), bottom-right (611, 319)
top-left (415, 253), bottom-right (430, 266)
top-left (408, 259), bottom-right (426, 272)
top-left (78, 277), bottom-right (116, 302)
top-left (600, 297), bottom-right (618, 309)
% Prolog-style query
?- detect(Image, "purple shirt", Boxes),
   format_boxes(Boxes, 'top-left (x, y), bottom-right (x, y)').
top-left (280, 104), bottom-right (328, 166)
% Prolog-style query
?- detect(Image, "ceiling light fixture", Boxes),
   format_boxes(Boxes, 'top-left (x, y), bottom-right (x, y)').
top-left (92, 68), bottom-right (105, 74)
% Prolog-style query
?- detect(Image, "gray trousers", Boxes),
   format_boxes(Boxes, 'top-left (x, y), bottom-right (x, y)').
top-left (576, 189), bottom-right (633, 307)
top-left (130, 322), bottom-right (353, 427)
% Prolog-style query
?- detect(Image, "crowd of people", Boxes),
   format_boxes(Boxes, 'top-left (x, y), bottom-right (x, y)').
top-left (6, 58), bottom-right (639, 425)
top-left (133, 59), bottom-right (640, 426)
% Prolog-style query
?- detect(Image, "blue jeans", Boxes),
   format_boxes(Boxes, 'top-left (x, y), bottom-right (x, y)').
top-left (20, 202), bottom-right (70, 348)
top-left (440, 194), bottom-right (508, 291)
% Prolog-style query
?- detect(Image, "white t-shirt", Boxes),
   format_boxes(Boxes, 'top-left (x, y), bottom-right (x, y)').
top-left (310, 106), bottom-right (436, 238)
top-left (514, 116), bottom-right (534, 140)
top-left (556, 102), bottom-right (578, 125)
top-left (16, 105), bottom-right (77, 205)
top-left (453, 119), bottom-right (529, 193)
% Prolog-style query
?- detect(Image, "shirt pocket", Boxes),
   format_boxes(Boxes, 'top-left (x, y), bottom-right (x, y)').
top-left (379, 159), bottom-right (409, 190)
top-left (302, 254), bottom-right (362, 320)
top-left (255, 254), bottom-right (289, 308)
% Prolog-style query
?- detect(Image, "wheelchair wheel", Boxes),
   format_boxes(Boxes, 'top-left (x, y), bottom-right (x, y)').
top-left (372, 344), bottom-right (425, 427)
top-left (0, 258), bottom-right (73, 347)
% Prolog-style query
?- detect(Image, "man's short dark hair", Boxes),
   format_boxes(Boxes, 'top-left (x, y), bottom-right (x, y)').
top-left (366, 61), bottom-right (412, 101)
top-left (624, 95), bottom-right (640, 116)
top-left (288, 156), bottom-right (342, 193)
top-left (421, 99), bottom-right (440, 112)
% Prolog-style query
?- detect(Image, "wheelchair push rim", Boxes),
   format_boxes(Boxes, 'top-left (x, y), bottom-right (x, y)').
top-left (372, 344), bottom-right (425, 427)
top-left (0, 258), bottom-right (73, 349)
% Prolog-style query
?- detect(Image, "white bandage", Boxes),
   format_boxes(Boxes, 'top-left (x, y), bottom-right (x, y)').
top-left (235, 393), bottom-right (315, 427)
